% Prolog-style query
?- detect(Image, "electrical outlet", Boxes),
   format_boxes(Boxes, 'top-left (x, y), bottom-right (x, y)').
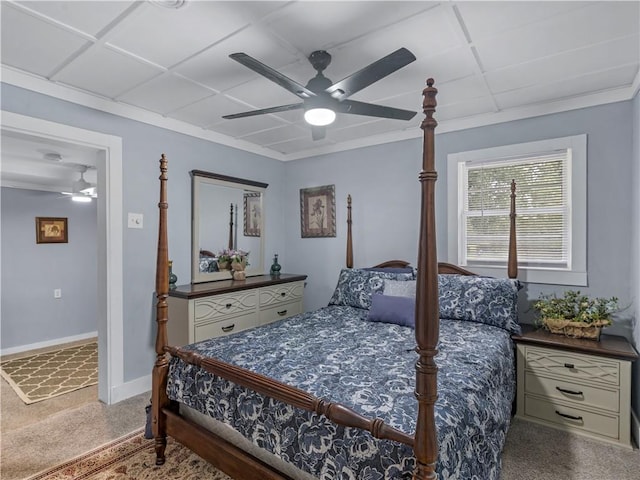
top-left (128, 213), bottom-right (143, 229)
top-left (54, 289), bottom-right (62, 298)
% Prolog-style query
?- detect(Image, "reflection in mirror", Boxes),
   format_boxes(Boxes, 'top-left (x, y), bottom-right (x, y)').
top-left (191, 171), bottom-right (267, 283)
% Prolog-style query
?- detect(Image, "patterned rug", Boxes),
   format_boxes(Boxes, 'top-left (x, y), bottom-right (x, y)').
top-left (0, 341), bottom-right (98, 404)
top-left (25, 429), bottom-right (232, 480)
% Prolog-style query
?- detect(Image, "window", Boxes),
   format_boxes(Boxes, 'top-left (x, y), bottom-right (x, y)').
top-left (447, 135), bottom-right (587, 286)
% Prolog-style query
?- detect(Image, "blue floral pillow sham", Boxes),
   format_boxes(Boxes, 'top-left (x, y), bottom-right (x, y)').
top-left (328, 268), bottom-right (413, 310)
top-left (438, 274), bottom-right (521, 334)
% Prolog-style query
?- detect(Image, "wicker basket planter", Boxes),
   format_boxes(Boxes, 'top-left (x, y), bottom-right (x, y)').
top-left (541, 318), bottom-right (610, 341)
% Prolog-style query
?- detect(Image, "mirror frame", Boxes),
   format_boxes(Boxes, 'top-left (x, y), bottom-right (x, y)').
top-left (191, 170), bottom-right (268, 283)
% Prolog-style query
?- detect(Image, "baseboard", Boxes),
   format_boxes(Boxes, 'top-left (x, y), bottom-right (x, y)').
top-left (632, 408), bottom-right (640, 448)
top-left (0, 331), bottom-right (98, 357)
top-left (110, 374), bottom-right (151, 404)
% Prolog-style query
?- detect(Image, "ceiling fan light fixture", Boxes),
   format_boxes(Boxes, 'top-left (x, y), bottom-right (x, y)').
top-left (71, 194), bottom-right (92, 203)
top-left (304, 107), bottom-right (336, 126)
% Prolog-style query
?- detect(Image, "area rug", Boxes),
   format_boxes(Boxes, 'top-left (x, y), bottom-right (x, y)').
top-left (25, 429), bottom-right (232, 480)
top-left (0, 341), bottom-right (97, 404)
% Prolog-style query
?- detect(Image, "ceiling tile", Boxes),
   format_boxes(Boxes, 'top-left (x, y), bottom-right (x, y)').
top-left (437, 97), bottom-right (496, 122)
top-left (107, 1), bottom-right (251, 67)
top-left (54, 46), bottom-right (163, 98)
top-left (1, 3), bottom-right (90, 76)
top-left (169, 94), bottom-right (260, 128)
top-left (240, 125), bottom-right (308, 145)
top-left (434, 75), bottom-right (489, 106)
top-left (495, 64), bottom-right (639, 109)
top-left (117, 74), bottom-right (214, 114)
top-left (15, 0), bottom-right (136, 36)
top-left (264, 1), bottom-right (438, 53)
top-left (174, 26), bottom-right (300, 92)
top-left (485, 35), bottom-right (640, 94)
top-left (457, 1), bottom-right (592, 40)
top-left (328, 118), bottom-right (415, 144)
top-left (223, 73), bottom-right (304, 111)
top-left (475, 2), bottom-right (640, 72)
top-left (208, 115), bottom-right (288, 138)
top-left (264, 136), bottom-right (336, 155)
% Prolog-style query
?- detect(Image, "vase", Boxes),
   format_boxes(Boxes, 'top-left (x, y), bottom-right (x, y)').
top-left (233, 270), bottom-right (246, 280)
top-left (168, 260), bottom-right (177, 290)
top-left (217, 260), bottom-right (229, 271)
top-left (231, 259), bottom-right (246, 271)
top-left (270, 254), bottom-right (281, 277)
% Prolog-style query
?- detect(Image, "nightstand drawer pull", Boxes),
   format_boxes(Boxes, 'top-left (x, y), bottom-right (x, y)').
top-left (555, 386), bottom-right (583, 396)
top-left (221, 324), bottom-right (235, 332)
top-left (225, 303), bottom-right (232, 309)
top-left (563, 363), bottom-right (575, 369)
top-left (555, 410), bottom-right (583, 421)
top-left (277, 309), bottom-right (287, 316)
top-left (280, 292), bottom-right (286, 297)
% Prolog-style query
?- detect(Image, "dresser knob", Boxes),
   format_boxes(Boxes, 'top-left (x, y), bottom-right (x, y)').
top-left (225, 303), bottom-right (232, 309)
top-left (555, 410), bottom-right (583, 421)
top-left (280, 292), bottom-right (286, 297)
top-left (556, 386), bottom-right (583, 396)
top-left (563, 363), bottom-right (575, 369)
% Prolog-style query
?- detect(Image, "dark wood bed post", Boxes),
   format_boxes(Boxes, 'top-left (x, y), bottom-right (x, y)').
top-left (228, 203), bottom-right (234, 250)
top-left (508, 179), bottom-right (518, 279)
top-left (413, 78), bottom-right (439, 480)
top-left (346, 194), bottom-right (353, 268)
top-left (152, 154), bottom-right (170, 465)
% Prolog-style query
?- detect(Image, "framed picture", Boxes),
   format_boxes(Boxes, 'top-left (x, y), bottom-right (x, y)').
top-left (36, 217), bottom-right (68, 244)
top-left (243, 192), bottom-right (261, 237)
top-left (300, 185), bottom-right (336, 238)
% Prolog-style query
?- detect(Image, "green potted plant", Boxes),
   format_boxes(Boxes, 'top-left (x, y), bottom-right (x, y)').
top-left (533, 290), bottom-right (618, 340)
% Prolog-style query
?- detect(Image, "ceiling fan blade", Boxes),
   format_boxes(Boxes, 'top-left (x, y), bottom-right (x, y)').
top-left (325, 48), bottom-right (416, 100)
top-left (223, 103), bottom-right (304, 120)
top-left (311, 126), bottom-right (326, 141)
top-left (337, 100), bottom-right (417, 121)
top-left (230, 53), bottom-right (317, 99)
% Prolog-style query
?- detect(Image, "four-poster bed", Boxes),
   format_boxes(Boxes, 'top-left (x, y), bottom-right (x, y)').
top-left (152, 79), bottom-right (520, 479)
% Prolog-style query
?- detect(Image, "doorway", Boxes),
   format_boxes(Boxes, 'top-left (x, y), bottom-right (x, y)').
top-left (1, 111), bottom-right (123, 404)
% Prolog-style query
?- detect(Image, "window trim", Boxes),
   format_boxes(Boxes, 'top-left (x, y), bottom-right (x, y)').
top-left (447, 134), bottom-right (587, 286)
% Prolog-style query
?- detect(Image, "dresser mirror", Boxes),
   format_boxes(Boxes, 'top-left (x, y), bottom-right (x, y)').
top-left (191, 170), bottom-right (267, 283)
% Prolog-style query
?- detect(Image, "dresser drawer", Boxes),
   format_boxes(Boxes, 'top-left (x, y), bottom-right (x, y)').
top-left (259, 301), bottom-right (302, 325)
top-left (525, 346), bottom-right (620, 386)
top-left (194, 290), bottom-right (257, 323)
top-left (259, 281), bottom-right (304, 307)
top-left (524, 371), bottom-right (619, 413)
top-left (194, 313), bottom-right (258, 342)
top-left (524, 395), bottom-right (619, 439)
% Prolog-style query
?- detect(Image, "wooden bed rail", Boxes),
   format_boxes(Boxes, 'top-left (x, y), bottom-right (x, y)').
top-left (166, 345), bottom-right (415, 447)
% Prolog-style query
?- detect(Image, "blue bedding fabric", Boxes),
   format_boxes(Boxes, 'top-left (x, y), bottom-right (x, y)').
top-left (167, 306), bottom-right (516, 480)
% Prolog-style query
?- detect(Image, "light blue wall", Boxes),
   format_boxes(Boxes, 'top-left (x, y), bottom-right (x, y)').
top-left (1, 188), bottom-right (97, 347)
top-left (1, 83), bottom-right (287, 382)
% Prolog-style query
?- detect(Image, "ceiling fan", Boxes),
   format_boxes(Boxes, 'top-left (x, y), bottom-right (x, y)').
top-left (60, 165), bottom-right (97, 202)
top-left (223, 48), bottom-right (418, 140)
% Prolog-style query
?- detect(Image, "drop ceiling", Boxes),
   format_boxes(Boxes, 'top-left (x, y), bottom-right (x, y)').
top-left (1, 0), bottom-right (639, 165)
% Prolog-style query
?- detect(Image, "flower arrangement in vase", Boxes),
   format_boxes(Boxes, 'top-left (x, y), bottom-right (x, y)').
top-left (533, 290), bottom-right (618, 340)
top-left (217, 249), bottom-right (249, 280)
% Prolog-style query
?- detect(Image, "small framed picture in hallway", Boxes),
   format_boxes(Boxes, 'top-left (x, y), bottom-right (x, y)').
top-left (36, 217), bottom-right (68, 244)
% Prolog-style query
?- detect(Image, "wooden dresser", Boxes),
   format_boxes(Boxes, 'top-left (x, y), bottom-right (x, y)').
top-left (167, 274), bottom-right (307, 345)
top-left (513, 324), bottom-right (638, 448)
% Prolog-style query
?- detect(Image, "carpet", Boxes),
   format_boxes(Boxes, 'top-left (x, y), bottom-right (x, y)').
top-left (0, 341), bottom-right (97, 404)
top-left (25, 429), bottom-right (232, 480)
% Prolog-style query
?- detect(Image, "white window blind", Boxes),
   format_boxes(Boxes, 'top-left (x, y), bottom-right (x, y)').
top-left (462, 151), bottom-right (570, 269)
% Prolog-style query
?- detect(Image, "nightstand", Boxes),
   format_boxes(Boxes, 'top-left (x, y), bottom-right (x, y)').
top-left (513, 324), bottom-right (638, 448)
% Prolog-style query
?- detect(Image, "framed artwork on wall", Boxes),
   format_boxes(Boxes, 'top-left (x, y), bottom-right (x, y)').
top-left (36, 217), bottom-right (68, 244)
top-left (300, 184), bottom-right (336, 238)
top-left (243, 192), bottom-right (261, 237)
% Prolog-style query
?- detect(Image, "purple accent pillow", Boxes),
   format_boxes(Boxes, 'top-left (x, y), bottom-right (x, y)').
top-left (367, 294), bottom-right (415, 328)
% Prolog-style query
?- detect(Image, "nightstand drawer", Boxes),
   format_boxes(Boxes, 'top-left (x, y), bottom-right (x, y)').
top-left (259, 301), bottom-right (302, 325)
top-left (194, 291), bottom-right (257, 322)
top-left (525, 346), bottom-right (619, 386)
top-left (259, 282), bottom-right (304, 307)
top-left (524, 396), bottom-right (619, 439)
top-left (525, 372), bottom-right (619, 413)
top-left (194, 313), bottom-right (258, 341)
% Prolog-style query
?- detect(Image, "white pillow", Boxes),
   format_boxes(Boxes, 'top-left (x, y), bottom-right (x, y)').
top-left (383, 279), bottom-right (416, 298)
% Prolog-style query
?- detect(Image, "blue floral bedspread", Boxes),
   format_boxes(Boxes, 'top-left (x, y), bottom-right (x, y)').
top-left (167, 306), bottom-right (515, 479)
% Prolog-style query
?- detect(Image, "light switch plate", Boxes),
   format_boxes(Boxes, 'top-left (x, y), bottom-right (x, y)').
top-left (128, 213), bottom-right (143, 229)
